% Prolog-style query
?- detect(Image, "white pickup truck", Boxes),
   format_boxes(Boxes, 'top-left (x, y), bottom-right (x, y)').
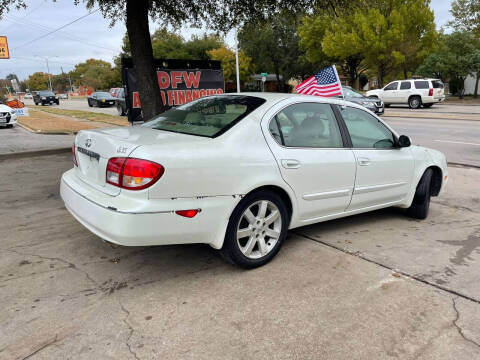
top-left (366, 79), bottom-right (445, 109)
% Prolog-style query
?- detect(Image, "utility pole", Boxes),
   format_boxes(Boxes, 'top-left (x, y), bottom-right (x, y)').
top-left (235, 28), bottom-right (240, 93)
top-left (35, 55), bottom-right (57, 92)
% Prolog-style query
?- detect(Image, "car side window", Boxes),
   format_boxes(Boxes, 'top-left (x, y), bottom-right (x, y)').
top-left (400, 82), bottom-right (411, 90)
top-left (384, 82), bottom-right (398, 91)
top-left (341, 107), bottom-right (395, 149)
top-left (414, 81), bottom-right (429, 89)
top-left (269, 103), bottom-right (343, 148)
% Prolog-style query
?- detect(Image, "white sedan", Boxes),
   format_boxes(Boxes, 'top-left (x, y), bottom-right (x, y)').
top-left (0, 104), bottom-right (17, 128)
top-left (60, 93), bottom-right (447, 268)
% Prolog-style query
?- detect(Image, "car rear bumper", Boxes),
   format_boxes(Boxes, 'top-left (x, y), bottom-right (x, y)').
top-left (60, 169), bottom-right (239, 248)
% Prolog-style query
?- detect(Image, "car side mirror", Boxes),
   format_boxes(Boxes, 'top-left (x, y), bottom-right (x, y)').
top-left (397, 135), bottom-right (411, 148)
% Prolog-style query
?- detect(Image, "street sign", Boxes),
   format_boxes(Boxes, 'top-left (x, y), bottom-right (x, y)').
top-left (0, 36), bottom-right (10, 59)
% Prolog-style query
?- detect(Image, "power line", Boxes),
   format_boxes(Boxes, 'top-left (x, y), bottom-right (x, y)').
top-left (4, 13), bottom-right (118, 53)
top-left (12, 9), bottom-right (100, 50)
top-left (0, 0), bottom-right (44, 33)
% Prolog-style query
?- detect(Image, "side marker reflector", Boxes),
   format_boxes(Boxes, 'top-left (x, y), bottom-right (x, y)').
top-left (175, 209), bottom-right (199, 218)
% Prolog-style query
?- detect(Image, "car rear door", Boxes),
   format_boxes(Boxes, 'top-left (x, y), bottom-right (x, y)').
top-left (399, 81), bottom-right (412, 103)
top-left (337, 106), bottom-right (414, 211)
top-left (262, 101), bottom-right (356, 222)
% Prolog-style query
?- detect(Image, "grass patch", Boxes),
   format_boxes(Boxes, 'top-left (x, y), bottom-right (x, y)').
top-left (19, 109), bottom-right (102, 133)
top-left (32, 106), bottom-right (128, 126)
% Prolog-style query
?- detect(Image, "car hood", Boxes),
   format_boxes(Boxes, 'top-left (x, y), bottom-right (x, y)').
top-left (0, 104), bottom-right (13, 112)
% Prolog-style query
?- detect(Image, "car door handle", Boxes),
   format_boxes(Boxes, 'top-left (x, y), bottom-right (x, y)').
top-left (357, 157), bottom-right (371, 166)
top-left (281, 159), bottom-right (301, 169)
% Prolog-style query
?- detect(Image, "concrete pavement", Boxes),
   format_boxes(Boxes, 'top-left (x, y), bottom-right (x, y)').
top-left (0, 125), bottom-right (73, 155)
top-left (22, 98), bottom-right (119, 116)
top-left (1, 154), bottom-right (479, 359)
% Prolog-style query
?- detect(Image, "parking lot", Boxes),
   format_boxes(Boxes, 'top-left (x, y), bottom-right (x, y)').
top-left (1, 102), bottom-right (480, 359)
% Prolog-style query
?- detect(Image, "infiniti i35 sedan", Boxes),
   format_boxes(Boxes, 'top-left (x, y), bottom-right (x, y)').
top-left (60, 93), bottom-right (447, 268)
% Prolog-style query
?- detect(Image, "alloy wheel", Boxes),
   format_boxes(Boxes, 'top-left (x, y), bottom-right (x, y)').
top-left (236, 200), bottom-right (282, 259)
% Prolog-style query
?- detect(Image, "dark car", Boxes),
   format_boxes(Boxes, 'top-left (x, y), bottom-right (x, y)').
top-left (115, 88), bottom-right (128, 116)
top-left (33, 90), bottom-right (59, 106)
top-left (341, 86), bottom-right (384, 115)
top-left (88, 92), bottom-right (117, 107)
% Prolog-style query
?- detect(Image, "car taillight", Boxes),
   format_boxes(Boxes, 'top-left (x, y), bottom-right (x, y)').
top-left (428, 88), bottom-right (433, 96)
top-left (175, 209), bottom-right (199, 218)
top-left (72, 143), bottom-right (78, 166)
top-left (106, 157), bottom-right (164, 190)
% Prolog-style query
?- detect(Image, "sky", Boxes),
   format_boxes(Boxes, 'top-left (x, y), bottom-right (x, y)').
top-left (0, 0), bottom-right (454, 80)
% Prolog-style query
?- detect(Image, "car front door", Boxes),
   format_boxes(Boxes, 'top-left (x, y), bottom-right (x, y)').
top-left (383, 82), bottom-right (399, 104)
top-left (264, 101), bottom-right (356, 222)
top-left (338, 106), bottom-right (414, 211)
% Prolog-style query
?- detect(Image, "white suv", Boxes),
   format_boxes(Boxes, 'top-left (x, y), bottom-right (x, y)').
top-left (366, 79), bottom-right (445, 109)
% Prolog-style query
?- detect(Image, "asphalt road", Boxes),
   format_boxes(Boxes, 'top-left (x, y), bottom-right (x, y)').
top-left (22, 98), bottom-right (119, 116)
top-left (384, 117), bottom-right (480, 167)
top-left (1, 154), bottom-right (479, 359)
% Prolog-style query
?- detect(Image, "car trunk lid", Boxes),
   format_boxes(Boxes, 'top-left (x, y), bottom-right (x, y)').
top-left (74, 127), bottom-right (209, 196)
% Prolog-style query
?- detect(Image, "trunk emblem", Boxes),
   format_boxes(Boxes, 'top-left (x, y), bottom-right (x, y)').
top-left (85, 138), bottom-right (92, 148)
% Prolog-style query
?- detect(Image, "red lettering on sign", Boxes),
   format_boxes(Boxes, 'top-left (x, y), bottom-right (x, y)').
top-left (132, 92), bottom-right (141, 108)
top-left (216, 88), bottom-right (224, 94)
top-left (192, 89), bottom-right (200, 100)
top-left (167, 90), bottom-right (174, 106)
top-left (177, 90), bottom-right (186, 105)
top-left (171, 71), bottom-right (182, 89)
top-left (183, 71), bottom-right (201, 88)
top-left (157, 71), bottom-right (170, 89)
top-left (185, 90), bottom-right (192, 103)
top-left (200, 89), bottom-right (207, 97)
top-left (160, 90), bottom-right (166, 105)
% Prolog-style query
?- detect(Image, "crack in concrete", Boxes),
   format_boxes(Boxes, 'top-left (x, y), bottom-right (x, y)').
top-left (2, 248), bottom-right (99, 287)
top-left (452, 298), bottom-right (480, 349)
top-left (119, 299), bottom-right (140, 360)
top-left (293, 231), bottom-right (480, 305)
top-left (22, 334), bottom-right (58, 359)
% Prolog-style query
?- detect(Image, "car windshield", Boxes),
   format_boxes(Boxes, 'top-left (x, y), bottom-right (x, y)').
top-left (38, 91), bottom-right (54, 96)
top-left (344, 88), bottom-right (364, 98)
top-left (142, 95), bottom-right (266, 138)
top-left (96, 92), bottom-right (112, 99)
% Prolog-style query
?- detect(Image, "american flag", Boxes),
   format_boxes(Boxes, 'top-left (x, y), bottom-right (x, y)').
top-left (295, 65), bottom-right (343, 97)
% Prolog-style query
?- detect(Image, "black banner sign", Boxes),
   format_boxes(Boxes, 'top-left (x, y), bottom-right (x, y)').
top-left (122, 58), bottom-right (224, 123)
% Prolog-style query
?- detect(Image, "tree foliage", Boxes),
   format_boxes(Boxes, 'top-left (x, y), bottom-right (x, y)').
top-left (70, 58), bottom-right (120, 90)
top-left (239, 12), bottom-right (317, 92)
top-left (27, 72), bottom-right (51, 91)
top-left (206, 45), bottom-right (253, 82)
top-left (449, 0), bottom-right (480, 35)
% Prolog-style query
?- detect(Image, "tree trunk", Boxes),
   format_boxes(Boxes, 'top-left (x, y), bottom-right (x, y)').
top-left (377, 64), bottom-right (384, 88)
top-left (474, 72), bottom-right (479, 98)
top-left (126, 0), bottom-right (164, 120)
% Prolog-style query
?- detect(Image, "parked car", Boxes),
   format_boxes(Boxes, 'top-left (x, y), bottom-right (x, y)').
top-left (61, 93), bottom-right (447, 268)
top-left (33, 90), bottom-right (59, 106)
top-left (115, 88), bottom-right (128, 116)
top-left (366, 79), bottom-right (445, 109)
top-left (109, 87), bottom-right (122, 97)
top-left (23, 93), bottom-right (33, 99)
top-left (88, 92), bottom-right (117, 107)
top-left (341, 86), bottom-right (384, 115)
top-left (58, 93), bottom-right (68, 99)
top-left (0, 103), bottom-right (17, 128)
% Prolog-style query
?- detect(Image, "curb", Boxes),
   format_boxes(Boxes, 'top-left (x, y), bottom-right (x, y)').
top-left (383, 113), bottom-right (480, 121)
top-left (448, 162), bottom-right (480, 170)
top-left (0, 147), bottom-right (71, 160)
top-left (18, 122), bottom-right (77, 135)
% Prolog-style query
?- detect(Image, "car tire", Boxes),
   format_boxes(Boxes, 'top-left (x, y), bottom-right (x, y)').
top-left (406, 168), bottom-right (433, 220)
top-left (220, 190), bottom-right (289, 268)
top-left (423, 103), bottom-right (433, 108)
top-left (409, 96), bottom-right (422, 109)
top-left (88, 100), bottom-right (93, 107)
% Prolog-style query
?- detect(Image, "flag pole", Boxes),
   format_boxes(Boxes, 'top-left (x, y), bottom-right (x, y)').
top-left (332, 65), bottom-right (345, 108)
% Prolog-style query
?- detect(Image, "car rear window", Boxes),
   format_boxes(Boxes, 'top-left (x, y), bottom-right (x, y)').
top-left (414, 81), bottom-right (429, 89)
top-left (432, 80), bottom-right (444, 89)
top-left (142, 95), bottom-right (266, 138)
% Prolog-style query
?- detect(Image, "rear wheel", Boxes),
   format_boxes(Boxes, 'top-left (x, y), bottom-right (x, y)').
top-left (221, 190), bottom-right (289, 268)
top-left (407, 169), bottom-right (433, 219)
top-left (409, 96), bottom-right (422, 109)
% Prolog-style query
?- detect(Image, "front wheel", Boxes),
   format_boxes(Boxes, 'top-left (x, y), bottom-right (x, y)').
top-left (407, 169), bottom-right (433, 219)
top-left (221, 190), bottom-right (289, 268)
